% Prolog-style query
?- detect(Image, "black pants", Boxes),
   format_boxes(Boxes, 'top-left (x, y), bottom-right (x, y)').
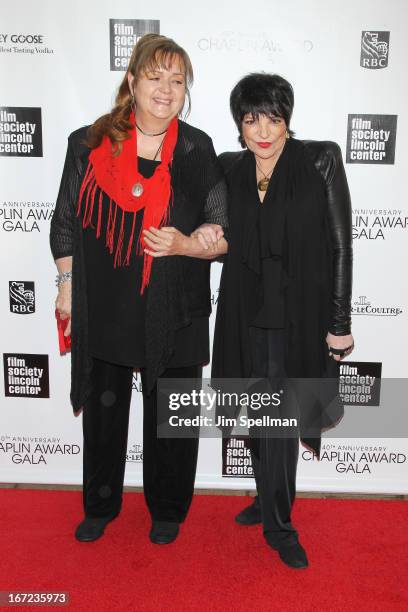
top-left (248, 327), bottom-right (300, 547)
top-left (82, 358), bottom-right (201, 523)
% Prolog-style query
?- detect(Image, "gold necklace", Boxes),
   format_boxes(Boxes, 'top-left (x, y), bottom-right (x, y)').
top-left (255, 159), bottom-right (275, 191)
top-left (255, 139), bottom-right (288, 191)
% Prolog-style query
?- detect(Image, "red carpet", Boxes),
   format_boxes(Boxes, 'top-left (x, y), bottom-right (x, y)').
top-left (0, 490), bottom-right (407, 611)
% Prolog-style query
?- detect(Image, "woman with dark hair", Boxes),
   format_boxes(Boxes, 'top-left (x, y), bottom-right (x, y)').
top-left (211, 73), bottom-right (353, 568)
top-left (50, 34), bottom-right (227, 544)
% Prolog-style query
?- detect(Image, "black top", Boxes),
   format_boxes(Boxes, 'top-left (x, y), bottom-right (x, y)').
top-left (83, 156), bottom-right (209, 368)
top-left (83, 156), bottom-right (150, 367)
top-left (50, 120), bottom-right (227, 408)
top-left (251, 202), bottom-right (285, 329)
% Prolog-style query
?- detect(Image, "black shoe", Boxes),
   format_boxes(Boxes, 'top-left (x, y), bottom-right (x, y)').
top-left (235, 497), bottom-right (262, 526)
top-left (275, 540), bottom-right (309, 569)
top-left (149, 521), bottom-right (179, 544)
top-left (75, 516), bottom-right (115, 542)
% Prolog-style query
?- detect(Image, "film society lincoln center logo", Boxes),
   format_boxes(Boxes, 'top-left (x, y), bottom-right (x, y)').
top-left (0, 107), bottom-right (42, 157)
top-left (222, 437), bottom-right (254, 478)
top-left (9, 281), bottom-right (35, 314)
top-left (338, 361), bottom-right (382, 406)
top-left (360, 31), bottom-right (390, 69)
top-left (3, 354), bottom-right (49, 398)
top-left (109, 19), bottom-right (160, 71)
top-left (346, 114), bottom-right (397, 164)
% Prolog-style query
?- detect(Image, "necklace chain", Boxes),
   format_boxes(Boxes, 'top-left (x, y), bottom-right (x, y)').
top-left (131, 124), bottom-right (166, 198)
top-left (152, 137), bottom-right (165, 161)
top-left (254, 140), bottom-right (287, 193)
top-left (255, 158), bottom-right (275, 180)
top-left (136, 123), bottom-right (168, 137)
top-left (255, 158), bottom-right (275, 192)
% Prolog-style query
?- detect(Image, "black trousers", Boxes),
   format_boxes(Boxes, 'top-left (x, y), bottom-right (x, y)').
top-left (248, 327), bottom-right (300, 547)
top-left (82, 357), bottom-right (201, 523)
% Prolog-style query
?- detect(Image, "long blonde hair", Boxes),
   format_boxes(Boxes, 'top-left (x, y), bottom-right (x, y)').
top-left (86, 34), bottom-right (194, 151)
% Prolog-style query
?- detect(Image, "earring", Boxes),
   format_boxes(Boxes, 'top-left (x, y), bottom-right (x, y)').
top-left (130, 92), bottom-right (136, 111)
top-left (285, 130), bottom-right (290, 139)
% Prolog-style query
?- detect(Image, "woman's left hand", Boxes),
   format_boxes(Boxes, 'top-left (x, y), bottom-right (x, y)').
top-left (326, 332), bottom-right (355, 361)
top-left (143, 226), bottom-right (188, 257)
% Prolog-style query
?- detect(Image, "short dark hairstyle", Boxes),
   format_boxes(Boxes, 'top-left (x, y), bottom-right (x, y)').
top-left (230, 73), bottom-right (294, 147)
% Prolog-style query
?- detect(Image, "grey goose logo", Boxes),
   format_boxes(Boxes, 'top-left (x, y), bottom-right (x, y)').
top-left (0, 33), bottom-right (54, 56)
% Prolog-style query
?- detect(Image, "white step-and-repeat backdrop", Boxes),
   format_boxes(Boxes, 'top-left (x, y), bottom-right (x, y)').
top-left (1, 0), bottom-right (407, 493)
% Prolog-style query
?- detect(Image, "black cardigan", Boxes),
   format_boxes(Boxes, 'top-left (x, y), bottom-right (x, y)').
top-left (50, 120), bottom-right (228, 411)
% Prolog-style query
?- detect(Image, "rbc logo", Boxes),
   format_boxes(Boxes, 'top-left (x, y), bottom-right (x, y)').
top-left (9, 281), bottom-right (35, 314)
top-left (360, 31), bottom-right (390, 69)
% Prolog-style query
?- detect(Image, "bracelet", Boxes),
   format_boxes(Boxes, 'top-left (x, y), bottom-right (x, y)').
top-left (328, 343), bottom-right (355, 358)
top-left (55, 271), bottom-right (72, 287)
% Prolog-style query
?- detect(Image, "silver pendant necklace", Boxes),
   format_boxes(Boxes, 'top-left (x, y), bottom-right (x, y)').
top-left (131, 130), bottom-right (166, 198)
top-left (132, 182), bottom-right (144, 197)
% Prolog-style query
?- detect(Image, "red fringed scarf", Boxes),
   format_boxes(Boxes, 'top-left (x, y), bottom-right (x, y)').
top-left (77, 114), bottom-right (178, 294)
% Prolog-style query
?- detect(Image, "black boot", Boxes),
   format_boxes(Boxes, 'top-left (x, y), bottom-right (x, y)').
top-left (235, 496), bottom-right (262, 525)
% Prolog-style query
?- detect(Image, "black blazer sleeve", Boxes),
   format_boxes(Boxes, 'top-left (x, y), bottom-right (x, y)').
top-left (201, 139), bottom-right (229, 235)
top-left (306, 141), bottom-right (353, 336)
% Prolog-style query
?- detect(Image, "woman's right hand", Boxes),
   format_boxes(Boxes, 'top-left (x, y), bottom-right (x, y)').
top-left (56, 282), bottom-right (72, 336)
top-left (191, 223), bottom-right (224, 251)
